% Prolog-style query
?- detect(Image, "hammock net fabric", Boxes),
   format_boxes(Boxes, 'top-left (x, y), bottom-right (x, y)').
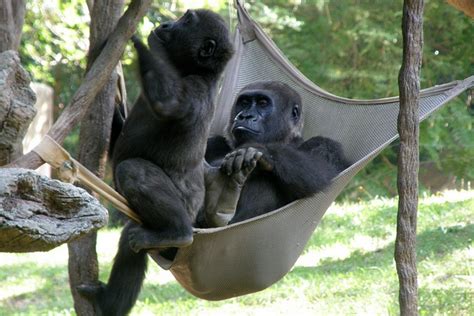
top-left (146, 2), bottom-right (474, 301)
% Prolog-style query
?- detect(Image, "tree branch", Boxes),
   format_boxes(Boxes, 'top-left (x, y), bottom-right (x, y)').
top-left (5, 0), bottom-right (151, 170)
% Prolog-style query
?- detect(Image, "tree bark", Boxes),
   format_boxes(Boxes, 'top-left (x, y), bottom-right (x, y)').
top-left (0, 51), bottom-right (36, 165)
top-left (67, 1), bottom-right (125, 315)
top-left (0, 0), bottom-right (26, 52)
top-left (0, 168), bottom-right (107, 252)
top-left (396, 0), bottom-right (424, 315)
top-left (6, 0), bottom-right (151, 171)
top-left (0, 0), bottom-right (30, 165)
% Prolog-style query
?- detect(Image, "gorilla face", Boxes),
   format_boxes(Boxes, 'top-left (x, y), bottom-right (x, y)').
top-left (149, 9), bottom-right (233, 76)
top-left (229, 81), bottom-right (303, 146)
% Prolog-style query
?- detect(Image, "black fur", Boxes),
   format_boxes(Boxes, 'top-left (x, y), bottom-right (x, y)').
top-left (79, 9), bottom-right (233, 316)
top-left (205, 81), bottom-right (349, 223)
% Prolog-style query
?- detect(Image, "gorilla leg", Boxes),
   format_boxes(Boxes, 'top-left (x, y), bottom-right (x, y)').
top-left (115, 158), bottom-right (194, 250)
top-left (78, 222), bottom-right (148, 316)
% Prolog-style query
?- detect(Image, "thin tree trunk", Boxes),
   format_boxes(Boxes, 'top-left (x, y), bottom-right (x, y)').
top-left (0, 0), bottom-right (26, 52)
top-left (67, 1), bottom-right (125, 315)
top-left (396, 0), bottom-right (424, 315)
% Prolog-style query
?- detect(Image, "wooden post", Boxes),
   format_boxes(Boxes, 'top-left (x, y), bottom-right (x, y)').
top-left (396, 0), bottom-right (424, 315)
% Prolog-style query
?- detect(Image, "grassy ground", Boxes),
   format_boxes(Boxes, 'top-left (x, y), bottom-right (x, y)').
top-left (1, 190), bottom-right (473, 315)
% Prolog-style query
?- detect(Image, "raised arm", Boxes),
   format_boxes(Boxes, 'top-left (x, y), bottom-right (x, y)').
top-left (131, 35), bottom-right (185, 119)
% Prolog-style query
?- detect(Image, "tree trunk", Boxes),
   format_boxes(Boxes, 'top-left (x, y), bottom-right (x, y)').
top-left (396, 0), bottom-right (424, 315)
top-left (0, 0), bottom-right (29, 165)
top-left (67, 1), bottom-right (125, 315)
top-left (0, 0), bottom-right (26, 52)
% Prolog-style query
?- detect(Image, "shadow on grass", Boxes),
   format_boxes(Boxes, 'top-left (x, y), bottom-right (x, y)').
top-left (293, 223), bottom-right (472, 278)
top-left (0, 263), bottom-right (71, 313)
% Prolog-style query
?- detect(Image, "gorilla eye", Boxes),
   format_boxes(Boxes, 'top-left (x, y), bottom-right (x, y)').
top-left (240, 98), bottom-right (250, 107)
top-left (257, 99), bottom-right (268, 107)
top-left (292, 105), bottom-right (300, 120)
top-left (200, 39), bottom-right (216, 57)
top-left (182, 10), bottom-right (197, 24)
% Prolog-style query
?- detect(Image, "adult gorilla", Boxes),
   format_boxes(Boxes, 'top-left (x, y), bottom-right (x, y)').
top-left (203, 81), bottom-right (349, 225)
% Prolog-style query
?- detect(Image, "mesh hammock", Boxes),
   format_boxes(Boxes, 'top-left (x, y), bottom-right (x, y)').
top-left (143, 2), bottom-right (474, 301)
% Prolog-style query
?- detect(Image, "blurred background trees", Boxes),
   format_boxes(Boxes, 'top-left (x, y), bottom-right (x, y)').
top-left (19, 0), bottom-right (473, 200)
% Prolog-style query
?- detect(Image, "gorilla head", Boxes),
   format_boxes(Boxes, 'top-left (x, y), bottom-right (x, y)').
top-left (150, 9), bottom-right (234, 76)
top-left (228, 81), bottom-right (303, 146)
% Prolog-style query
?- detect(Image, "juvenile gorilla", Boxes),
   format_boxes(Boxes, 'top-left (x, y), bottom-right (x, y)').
top-left (79, 9), bottom-right (233, 315)
top-left (203, 81), bottom-right (349, 225)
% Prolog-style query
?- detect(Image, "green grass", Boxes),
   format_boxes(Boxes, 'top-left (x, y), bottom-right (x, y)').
top-left (1, 190), bottom-right (473, 315)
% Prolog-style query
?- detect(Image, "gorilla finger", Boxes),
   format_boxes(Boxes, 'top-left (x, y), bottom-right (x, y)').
top-left (223, 158), bottom-right (234, 175)
top-left (233, 150), bottom-right (245, 172)
top-left (243, 147), bottom-right (256, 164)
top-left (254, 151), bottom-right (263, 161)
top-left (243, 147), bottom-right (259, 168)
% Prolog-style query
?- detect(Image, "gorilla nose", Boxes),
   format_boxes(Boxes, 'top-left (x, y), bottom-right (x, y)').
top-left (236, 111), bottom-right (257, 121)
top-left (160, 21), bottom-right (171, 29)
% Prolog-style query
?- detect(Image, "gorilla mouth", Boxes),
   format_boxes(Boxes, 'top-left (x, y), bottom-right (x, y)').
top-left (232, 125), bottom-right (260, 134)
top-left (152, 29), bottom-right (166, 43)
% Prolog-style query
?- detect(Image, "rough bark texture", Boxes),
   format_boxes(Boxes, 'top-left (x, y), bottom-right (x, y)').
top-left (0, 168), bottom-right (107, 252)
top-left (0, 50), bottom-right (37, 165)
top-left (0, 0), bottom-right (26, 52)
top-left (67, 1), bottom-right (125, 315)
top-left (396, 0), bottom-right (424, 315)
top-left (6, 0), bottom-right (151, 171)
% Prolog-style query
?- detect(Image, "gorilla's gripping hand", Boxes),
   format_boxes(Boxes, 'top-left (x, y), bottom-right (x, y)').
top-left (204, 147), bottom-right (262, 227)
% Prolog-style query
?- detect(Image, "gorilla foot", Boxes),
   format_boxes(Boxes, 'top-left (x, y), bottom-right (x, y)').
top-left (222, 146), bottom-right (263, 185)
top-left (129, 224), bottom-right (193, 253)
top-left (77, 282), bottom-right (105, 299)
top-left (77, 282), bottom-right (105, 315)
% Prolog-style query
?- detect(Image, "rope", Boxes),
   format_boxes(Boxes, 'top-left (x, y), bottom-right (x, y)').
top-left (33, 135), bottom-right (142, 224)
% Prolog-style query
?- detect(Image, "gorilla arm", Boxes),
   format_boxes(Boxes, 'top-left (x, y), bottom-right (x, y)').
top-left (250, 142), bottom-right (340, 200)
top-left (131, 36), bottom-right (188, 119)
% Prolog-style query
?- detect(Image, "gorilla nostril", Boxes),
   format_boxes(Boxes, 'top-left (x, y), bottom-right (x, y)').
top-left (160, 22), bottom-right (171, 29)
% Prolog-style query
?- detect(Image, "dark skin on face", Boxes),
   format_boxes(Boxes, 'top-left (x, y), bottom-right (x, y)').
top-left (78, 9), bottom-right (234, 316)
top-left (203, 81), bottom-right (349, 225)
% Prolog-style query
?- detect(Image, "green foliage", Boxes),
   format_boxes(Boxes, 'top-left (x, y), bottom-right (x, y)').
top-left (246, 0), bottom-right (474, 198)
top-left (20, 0), bottom-right (89, 109)
top-left (1, 191), bottom-right (472, 314)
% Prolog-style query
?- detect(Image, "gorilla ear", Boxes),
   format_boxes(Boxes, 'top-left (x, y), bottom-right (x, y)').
top-left (199, 39), bottom-right (216, 58)
top-left (292, 104), bottom-right (300, 122)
